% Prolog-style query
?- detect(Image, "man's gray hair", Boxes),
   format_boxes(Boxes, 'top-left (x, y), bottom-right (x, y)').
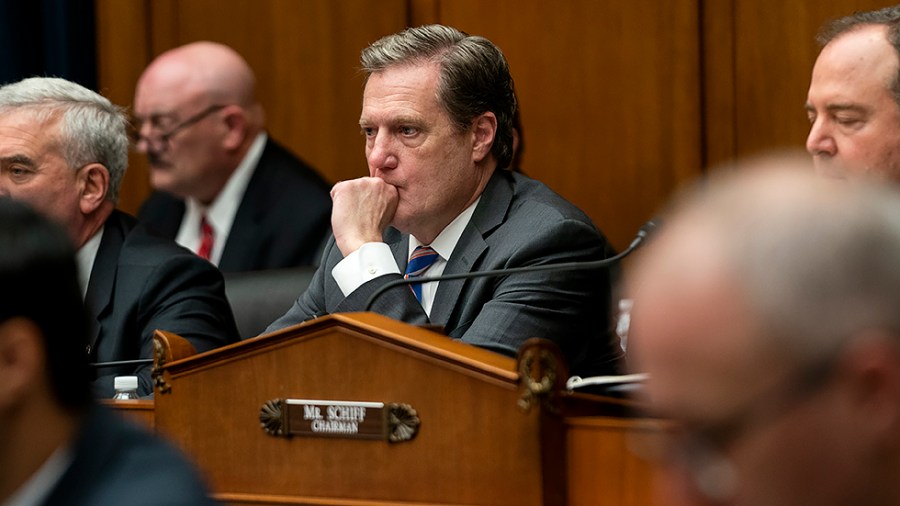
top-left (361, 24), bottom-right (517, 169)
top-left (0, 77), bottom-right (128, 202)
top-left (678, 158), bottom-right (900, 365)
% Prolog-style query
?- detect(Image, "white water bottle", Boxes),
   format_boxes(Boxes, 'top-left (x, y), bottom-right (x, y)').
top-left (112, 376), bottom-right (139, 400)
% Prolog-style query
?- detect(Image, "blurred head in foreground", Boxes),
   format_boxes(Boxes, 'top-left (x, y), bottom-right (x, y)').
top-left (627, 154), bottom-right (900, 505)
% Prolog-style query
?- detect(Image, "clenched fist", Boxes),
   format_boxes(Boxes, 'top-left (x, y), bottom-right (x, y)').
top-left (330, 177), bottom-right (399, 256)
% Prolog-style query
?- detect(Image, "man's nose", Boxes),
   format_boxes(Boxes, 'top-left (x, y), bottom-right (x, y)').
top-left (132, 121), bottom-right (157, 154)
top-left (806, 119), bottom-right (836, 157)
top-left (367, 133), bottom-right (398, 173)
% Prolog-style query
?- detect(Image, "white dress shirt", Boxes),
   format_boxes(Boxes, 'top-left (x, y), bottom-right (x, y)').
top-left (76, 228), bottom-right (103, 298)
top-left (332, 197), bottom-right (480, 316)
top-left (2, 443), bottom-right (73, 506)
top-left (175, 132), bottom-right (267, 266)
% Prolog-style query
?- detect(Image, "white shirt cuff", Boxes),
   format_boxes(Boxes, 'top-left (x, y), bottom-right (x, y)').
top-left (331, 242), bottom-right (401, 296)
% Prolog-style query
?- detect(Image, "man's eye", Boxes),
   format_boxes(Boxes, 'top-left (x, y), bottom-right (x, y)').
top-left (361, 127), bottom-right (375, 137)
top-left (835, 116), bottom-right (862, 127)
top-left (5, 166), bottom-right (33, 181)
top-left (399, 126), bottom-right (418, 136)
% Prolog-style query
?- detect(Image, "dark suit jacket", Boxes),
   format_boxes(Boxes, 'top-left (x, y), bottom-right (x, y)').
top-left (267, 170), bottom-right (623, 376)
top-left (138, 138), bottom-right (332, 272)
top-left (86, 210), bottom-right (239, 397)
top-left (41, 406), bottom-right (214, 505)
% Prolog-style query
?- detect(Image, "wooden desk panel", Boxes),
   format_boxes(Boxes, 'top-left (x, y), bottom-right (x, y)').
top-left (128, 315), bottom-right (676, 505)
top-left (103, 399), bottom-right (155, 430)
top-left (567, 417), bottom-right (694, 506)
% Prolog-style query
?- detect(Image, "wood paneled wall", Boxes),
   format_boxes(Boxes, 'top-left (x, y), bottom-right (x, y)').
top-left (703, 0), bottom-right (892, 167)
top-left (96, 0), bottom-right (891, 250)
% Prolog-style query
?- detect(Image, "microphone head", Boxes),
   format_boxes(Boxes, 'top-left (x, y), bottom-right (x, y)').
top-left (638, 219), bottom-right (661, 239)
top-left (627, 218), bottom-right (662, 251)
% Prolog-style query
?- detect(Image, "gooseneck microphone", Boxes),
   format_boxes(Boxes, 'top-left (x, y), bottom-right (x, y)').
top-left (89, 358), bottom-right (154, 368)
top-left (363, 220), bottom-right (659, 312)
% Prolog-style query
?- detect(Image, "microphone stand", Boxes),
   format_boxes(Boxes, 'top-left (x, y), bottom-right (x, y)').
top-left (90, 358), bottom-right (154, 368)
top-left (364, 221), bottom-right (657, 312)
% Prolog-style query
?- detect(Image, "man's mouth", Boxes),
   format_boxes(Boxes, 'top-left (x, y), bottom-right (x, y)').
top-left (147, 151), bottom-right (170, 168)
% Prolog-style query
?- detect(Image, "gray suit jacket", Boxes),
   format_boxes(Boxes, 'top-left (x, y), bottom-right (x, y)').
top-left (267, 170), bottom-right (622, 376)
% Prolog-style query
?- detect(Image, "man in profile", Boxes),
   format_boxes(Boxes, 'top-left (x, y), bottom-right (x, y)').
top-left (0, 77), bottom-right (238, 397)
top-left (0, 198), bottom-right (214, 505)
top-left (626, 157), bottom-right (900, 505)
top-left (268, 25), bottom-right (622, 376)
top-left (135, 41), bottom-right (332, 271)
top-left (806, 5), bottom-right (900, 183)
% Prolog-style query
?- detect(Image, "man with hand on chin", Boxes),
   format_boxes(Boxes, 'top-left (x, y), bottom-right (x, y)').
top-left (268, 24), bottom-right (622, 376)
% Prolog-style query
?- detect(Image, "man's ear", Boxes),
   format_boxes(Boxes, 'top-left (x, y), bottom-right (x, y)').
top-left (471, 112), bottom-right (497, 163)
top-left (0, 317), bottom-right (45, 410)
top-left (221, 105), bottom-right (248, 151)
top-left (78, 163), bottom-right (110, 215)
top-left (840, 332), bottom-right (900, 443)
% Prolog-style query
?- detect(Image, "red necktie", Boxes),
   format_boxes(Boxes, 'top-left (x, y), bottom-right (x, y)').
top-left (197, 215), bottom-right (214, 261)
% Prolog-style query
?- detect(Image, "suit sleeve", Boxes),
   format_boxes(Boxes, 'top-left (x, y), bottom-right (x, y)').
top-left (264, 235), bottom-right (338, 333)
top-left (452, 217), bottom-right (619, 375)
top-left (93, 253), bottom-right (240, 396)
top-left (265, 235), bottom-right (429, 333)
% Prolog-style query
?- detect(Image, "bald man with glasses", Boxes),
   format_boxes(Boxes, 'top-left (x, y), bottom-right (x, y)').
top-left (134, 41), bottom-right (332, 272)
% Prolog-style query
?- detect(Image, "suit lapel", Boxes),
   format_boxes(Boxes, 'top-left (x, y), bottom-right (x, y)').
top-left (386, 227), bottom-right (409, 270)
top-left (219, 143), bottom-right (271, 271)
top-left (84, 211), bottom-right (127, 350)
top-left (429, 170), bottom-right (512, 325)
top-left (219, 198), bottom-right (261, 271)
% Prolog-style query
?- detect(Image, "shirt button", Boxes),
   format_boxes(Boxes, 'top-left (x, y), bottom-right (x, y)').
top-left (367, 266), bottom-right (378, 275)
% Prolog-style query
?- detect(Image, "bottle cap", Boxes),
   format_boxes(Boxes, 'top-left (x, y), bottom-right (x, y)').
top-left (114, 375), bottom-right (138, 391)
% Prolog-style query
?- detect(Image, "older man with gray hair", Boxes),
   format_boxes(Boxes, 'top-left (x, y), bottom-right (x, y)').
top-left (0, 77), bottom-right (238, 397)
top-left (626, 156), bottom-right (900, 505)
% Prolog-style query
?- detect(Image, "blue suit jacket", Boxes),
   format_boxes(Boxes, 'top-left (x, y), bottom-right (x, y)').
top-left (138, 138), bottom-right (332, 272)
top-left (86, 210), bottom-right (239, 397)
top-left (41, 406), bottom-right (214, 505)
top-left (267, 170), bottom-right (623, 376)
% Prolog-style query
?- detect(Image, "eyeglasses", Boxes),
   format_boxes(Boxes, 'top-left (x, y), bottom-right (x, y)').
top-left (130, 104), bottom-right (227, 149)
top-left (630, 351), bottom-right (841, 501)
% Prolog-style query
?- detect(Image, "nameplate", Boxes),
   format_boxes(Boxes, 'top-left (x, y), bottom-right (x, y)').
top-left (259, 398), bottom-right (419, 443)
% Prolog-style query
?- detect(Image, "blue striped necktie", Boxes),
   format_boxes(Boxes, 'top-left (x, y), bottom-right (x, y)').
top-left (404, 246), bottom-right (439, 302)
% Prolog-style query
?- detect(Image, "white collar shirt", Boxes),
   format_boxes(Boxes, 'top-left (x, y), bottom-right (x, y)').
top-left (175, 132), bottom-right (267, 265)
top-left (77, 227), bottom-right (104, 298)
top-left (332, 196), bottom-right (480, 317)
top-left (2, 443), bottom-right (73, 506)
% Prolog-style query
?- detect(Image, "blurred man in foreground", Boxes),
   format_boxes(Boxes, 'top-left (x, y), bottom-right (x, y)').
top-left (626, 157), bottom-right (900, 505)
top-left (0, 198), bottom-right (213, 505)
